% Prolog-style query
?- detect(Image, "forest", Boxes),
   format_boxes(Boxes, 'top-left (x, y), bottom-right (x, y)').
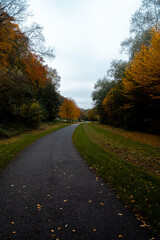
top-left (91, 0), bottom-right (160, 134)
top-left (0, 0), bottom-right (81, 138)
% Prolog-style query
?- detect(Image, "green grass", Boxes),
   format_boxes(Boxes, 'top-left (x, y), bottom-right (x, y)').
top-left (0, 122), bottom-right (69, 171)
top-left (73, 123), bottom-right (160, 234)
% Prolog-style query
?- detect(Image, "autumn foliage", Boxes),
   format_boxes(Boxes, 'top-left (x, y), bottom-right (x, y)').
top-left (93, 27), bottom-right (160, 133)
top-left (123, 29), bottom-right (160, 102)
top-left (59, 98), bottom-right (80, 122)
top-left (0, 2), bottom-right (61, 133)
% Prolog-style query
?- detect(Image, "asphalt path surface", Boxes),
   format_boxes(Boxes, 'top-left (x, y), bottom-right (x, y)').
top-left (0, 124), bottom-right (158, 240)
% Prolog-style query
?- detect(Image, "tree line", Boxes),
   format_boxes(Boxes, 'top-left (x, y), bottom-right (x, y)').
top-left (92, 0), bottom-right (160, 134)
top-left (0, 0), bottom-right (81, 138)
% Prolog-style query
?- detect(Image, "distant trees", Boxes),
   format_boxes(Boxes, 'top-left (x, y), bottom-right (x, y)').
top-left (59, 98), bottom-right (80, 122)
top-left (92, 0), bottom-right (160, 133)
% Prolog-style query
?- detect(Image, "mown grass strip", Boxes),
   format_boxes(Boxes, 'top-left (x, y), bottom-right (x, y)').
top-left (88, 124), bottom-right (160, 178)
top-left (73, 123), bottom-right (160, 233)
top-left (0, 123), bottom-right (69, 171)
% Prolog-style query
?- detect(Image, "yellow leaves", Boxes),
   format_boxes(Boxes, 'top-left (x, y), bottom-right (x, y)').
top-left (122, 28), bottom-right (160, 100)
top-left (100, 202), bottom-right (105, 206)
top-left (59, 97), bottom-right (80, 121)
top-left (37, 204), bottom-right (42, 211)
top-left (118, 235), bottom-right (123, 238)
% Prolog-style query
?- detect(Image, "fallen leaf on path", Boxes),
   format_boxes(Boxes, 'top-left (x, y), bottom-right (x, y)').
top-left (72, 229), bottom-right (76, 232)
top-left (51, 229), bottom-right (54, 233)
top-left (11, 222), bottom-right (14, 225)
top-left (89, 200), bottom-right (92, 203)
top-left (65, 224), bottom-right (68, 228)
top-left (64, 200), bottom-right (67, 202)
top-left (100, 203), bottom-right (104, 206)
top-left (37, 204), bottom-right (42, 210)
top-left (57, 227), bottom-right (61, 231)
top-left (99, 191), bottom-right (102, 194)
top-left (93, 228), bottom-right (97, 232)
top-left (12, 231), bottom-right (16, 234)
top-left (118, 235), bottom-right (123, 238)
top-left (118, 213), bottom-right (123, 216)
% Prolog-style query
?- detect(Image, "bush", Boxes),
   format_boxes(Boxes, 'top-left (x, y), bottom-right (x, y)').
top-left (20, 101), bottom-right (42, 128)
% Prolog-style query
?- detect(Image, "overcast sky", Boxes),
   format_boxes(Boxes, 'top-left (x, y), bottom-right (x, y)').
top-left (28, 0), bottom-right (141, 109)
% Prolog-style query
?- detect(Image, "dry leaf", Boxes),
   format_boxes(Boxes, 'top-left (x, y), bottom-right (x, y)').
top-left (89, 200), bottom-right (92, 203)
top-left (37, 204), bottom-right (42, 210)
top-left (64, 200), bottom-right (67, 203)
top-left (100, 203), bottom-right (104, 206)
top-left (51, 229), bottom-right (54, 233)
top-left (118, 235), bottom-right (123, 238)
top-left (118, 213), bottom-right (123, 216)
top-left (93, 228), bottom-right (97, 232)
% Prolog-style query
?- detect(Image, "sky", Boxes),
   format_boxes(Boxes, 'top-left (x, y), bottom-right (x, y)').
top-left (28, 0), bottom-right (141, 109)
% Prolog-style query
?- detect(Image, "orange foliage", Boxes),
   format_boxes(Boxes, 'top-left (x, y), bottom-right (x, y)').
top-left (59, 98), bottom-right (80, 122)
top-left (20, 53), bottom-right (48, 88)
top-left (0, 15), bottom-right (19, 68)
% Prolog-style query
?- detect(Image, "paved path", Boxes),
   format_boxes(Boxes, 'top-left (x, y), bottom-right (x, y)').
top-left (0, 124), bottom-right (158, 240)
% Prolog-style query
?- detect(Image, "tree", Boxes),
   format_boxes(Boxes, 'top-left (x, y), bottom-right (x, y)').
top-left (59, 98), bottom-right (80, 122)
top-left (130, 0), bottom-right (160, 34)
top-left (87, 108), bottom-right (99, 122)
top-left (121, 0), bottom-right (160, 59)
top-left (107, 59), bottom-right (128, 81)
top-left (122, 29), bottom-right (160, 132)
top-left (0, 0), bottom-right (29, 24)
top-left (37, 80), bottom-right (60, 121)
top-left (102, 81), bottom-right (126, 126)
top-left (92, 77), bottom-right (115, 122)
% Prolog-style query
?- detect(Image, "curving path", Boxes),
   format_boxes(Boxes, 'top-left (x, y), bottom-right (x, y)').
top-left (0, 124), bottom-right (158, 240)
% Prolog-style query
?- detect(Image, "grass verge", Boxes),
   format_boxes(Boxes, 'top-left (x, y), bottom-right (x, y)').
top-left (73, 123), bottom-right (160, 234)
top-left (0, 122), bottom-right (69, 171)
